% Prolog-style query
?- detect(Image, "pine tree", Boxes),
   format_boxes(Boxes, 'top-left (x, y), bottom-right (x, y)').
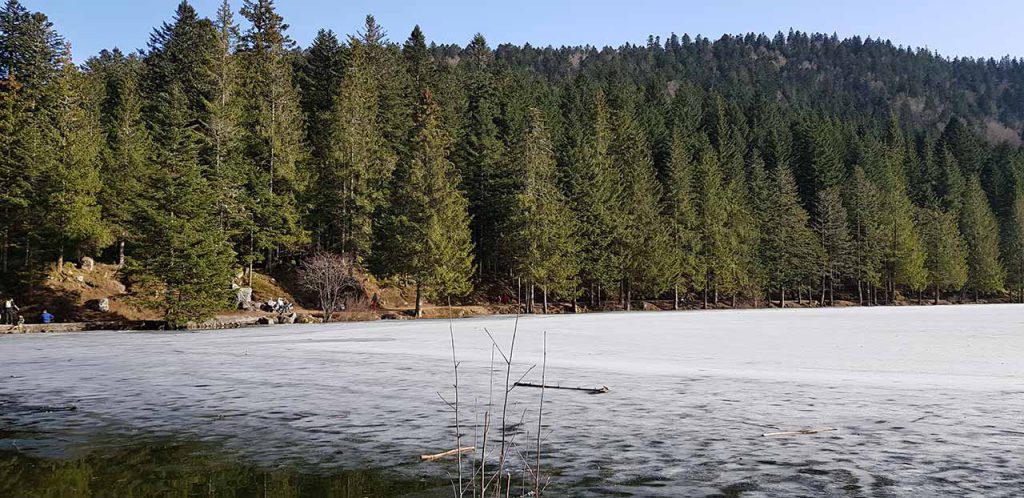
top-left (42, 61), bottom-right (111, 266)
top-left (917, 207), bottom-right (968, 304)
top-left (237, 0), bottom-right (307, 270)
top-left (328, 31), bottom-right (396, 258)
top-left (134, 84), bottom-right (235, 327)
top-left (378, 90), bottom-right (473, 316)
top-left (960, 175), bottom-right (1005, 299)
top-left (611, 97), bottom-right (673, 308)
top-left (1003, 193), bottom-right (1024, 302)
top-left (94, 52), bottom-right (151, 266)
top-left (877, 125), bottom-right (928, 301)
top-left (207, 0), bottom-right (246, 244)
top-left (296, 28), bottom-right (344, 248)
top-left (561, 88), bottom-right (621, 307)
top-left (760, 165), bottom-right (819, 307)
top-left (813, 186), bottom-right (853, 305)
top-left (663, 128), bottom-right (698, 308)
top-left (507, 108), bottom-right (579, 313)
top-left (454, 34), bottom-right (507, 278)
top-left (144, 1), bottom-right (218, 121)
top-left (692, 137), bottom-right (729, 308)
top-left (845, 166), bottom-right (885, 304)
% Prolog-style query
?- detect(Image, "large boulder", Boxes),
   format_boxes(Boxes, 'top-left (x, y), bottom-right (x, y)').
top-left (235, 287), bottom-right (254, 310)
top-left (277, 313), bottom-right (298, 325)
top-left (87, 298), bottom-right (110, 312)
top-left (80, 257), bottom-right (95, 272)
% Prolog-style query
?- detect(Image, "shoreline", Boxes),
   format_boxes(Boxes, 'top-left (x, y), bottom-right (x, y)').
top-left (3, 298), bottom-right (1020, 335)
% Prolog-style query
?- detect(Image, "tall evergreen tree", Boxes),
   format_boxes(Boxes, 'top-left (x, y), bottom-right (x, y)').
top-left (296, 28), bottom-right (344, 248)
top-left (42, 61), bottom-right (111, 266)
top-left (561, 88), bottom-right (621, 306)
top-left (813, 186), bottom-right (853, 305)
top-left (376, 90), bottom-right (473, 316)
top-left (846, 166), bottom-right (885, 304)
top-left (134, 84), bottom-right (235, 327)
top-left (611, 97), bottom-right (673, 308)
top-left (507, 108), bottom-right (579, 312)
top-left (960, 175), bottom-right (1005, 299)
top-left (663, 128), bottom-right (698, 308)
top-left (328, 30), bottom-right (396, 258)
top-left (759, 165), bottom-right (819, 307)
top-left (1003, 193), bottom-right (1024, 302)
top-left (237, 0), bottom-right (307, 270)
top-left (918, 207), bottom-right (968, 304)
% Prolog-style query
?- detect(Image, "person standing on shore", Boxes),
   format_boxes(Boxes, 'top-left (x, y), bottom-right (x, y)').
top-left (3, 298), bottom-right (17, 325)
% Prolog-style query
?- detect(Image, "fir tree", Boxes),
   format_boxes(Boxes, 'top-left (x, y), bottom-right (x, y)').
top-left (960, 175), bottom-right (1005, 299)
top-left (507, 108), bottom-right (579, 312)
top-left (43, 61), bottom-right (111, 266)
top-left (561, 88), bottom-right (621, 306)
top-left (237, 0), bottom-right (307, 269)
top-left (917, 207), bottom-right (968, 304)
top-left (813, 186), bottom-right (853, 305)
top-left (296, 28), bottom-right (344, 249)
top-left (760, 165), bottom-right (819, 307)
top-left (328, 32), bottom-right (396, 258)
top-left (845, 166), bottom-right (885, 304)
top-left (134, 84), bottom-right (235, 327)
top-left (377, 90), bottom-right (473, 316)
top-left (612, 97), bottom-right (673, 308)
top-left (663, 128), bottom-right (698, 308)
top-left (1003, 193), bottom-right (1024, 302)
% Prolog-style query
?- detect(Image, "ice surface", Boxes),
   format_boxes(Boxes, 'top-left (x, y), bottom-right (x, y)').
top-left (2, 305), bottom-right (1024, 496)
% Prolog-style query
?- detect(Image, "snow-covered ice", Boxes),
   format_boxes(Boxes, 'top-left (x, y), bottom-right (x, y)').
top-left (2, 304), bottom-right (1024, 496)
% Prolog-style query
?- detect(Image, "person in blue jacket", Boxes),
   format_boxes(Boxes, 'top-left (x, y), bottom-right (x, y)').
top-left (41, 309), bottom-right (54, 324)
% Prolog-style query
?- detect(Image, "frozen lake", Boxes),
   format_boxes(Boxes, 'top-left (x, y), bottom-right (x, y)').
top-left (2, 305), bottom-right (1024, 496)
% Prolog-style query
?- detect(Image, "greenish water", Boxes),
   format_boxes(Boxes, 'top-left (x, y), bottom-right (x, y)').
top-left (0, 443), bottom-right (449, 498)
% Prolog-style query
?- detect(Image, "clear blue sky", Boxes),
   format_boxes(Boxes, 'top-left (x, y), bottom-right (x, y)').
top-left (22, 0), bottom-right (1024, 62)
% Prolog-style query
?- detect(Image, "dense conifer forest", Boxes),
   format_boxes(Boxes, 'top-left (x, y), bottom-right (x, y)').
top-left (3, 0), bottom-right (1024, 322)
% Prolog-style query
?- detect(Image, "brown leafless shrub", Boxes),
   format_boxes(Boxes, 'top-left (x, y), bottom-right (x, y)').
top-left (298, 252), bottom-right (358, 322)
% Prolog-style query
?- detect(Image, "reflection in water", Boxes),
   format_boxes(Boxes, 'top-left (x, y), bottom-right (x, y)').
top-left (0, 443), bottom-right (448, 498)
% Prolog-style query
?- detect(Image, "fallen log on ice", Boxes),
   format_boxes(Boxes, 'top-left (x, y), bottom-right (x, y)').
top-left (514, 382), bottom-right (609, 394)
top-left (420, 447), bottom-right (475, 462)
top-left (762, 427), bottom-right (837, 437)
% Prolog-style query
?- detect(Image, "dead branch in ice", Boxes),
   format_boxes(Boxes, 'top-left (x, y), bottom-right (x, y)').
top-left (514, 382), bottom-right (609, 395)
top-left (421, 446), bottom-right (476, 462)
top-left (762, 427), bottom-right (837, 437)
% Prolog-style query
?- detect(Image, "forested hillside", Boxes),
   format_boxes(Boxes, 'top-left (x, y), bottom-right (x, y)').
top-left (3, 0), bottom-right (1024, 323)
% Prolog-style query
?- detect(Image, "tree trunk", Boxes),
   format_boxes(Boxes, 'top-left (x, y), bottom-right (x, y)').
top-left (674, 285), bottom-right (679, 311)
top-left (934, 285), bottom-right (940, 305)
top-left (118, 240), bottom-right (126, 267)
top-left (780, 288), bottom-right (786, 309)
top-left (626, 283), bottom-right (632, 311)
top-left (542, 286), bottom-right (548, 314)
top-left (415, 281), bottom-right (423, 318)
top-left (857, 279), bottom-right (863, 306)
top-left (702, 285), bottom-right (708, 309)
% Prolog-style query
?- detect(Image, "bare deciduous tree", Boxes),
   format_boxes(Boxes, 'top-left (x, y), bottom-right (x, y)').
top-left (298, 253), bottom-right (358, 322)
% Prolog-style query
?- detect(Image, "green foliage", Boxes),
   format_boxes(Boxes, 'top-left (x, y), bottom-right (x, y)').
top-left (377, 91), bottom-right (474, 302)
top-left (507, 108), bottom-right (579, 298)
top-left (612, 98), bottom-right (674, 299)
top-left (960, 175), bottom-right (1005, 294)
top-left (133, 85), bottom-right (235, 327)
top-left (917, 207), bottom-right (968, 297)
top-left (237, 0), bottom-right (308, 267)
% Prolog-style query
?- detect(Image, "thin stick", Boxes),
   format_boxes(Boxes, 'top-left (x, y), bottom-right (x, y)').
top-left (762, 427), bottom-right (837, 437)
top-left (447, 296), bottom-right (463, 495)
top-left (421, 447), bottom-right (475, 462)
top-left (514, 382), bottom-right (609, 395)
top-left (535, 331), bottom-right (547, 497)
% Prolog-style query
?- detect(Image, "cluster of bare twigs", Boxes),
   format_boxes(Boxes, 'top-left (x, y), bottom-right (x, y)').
top-left (433, 302), bottom-right (552, 497)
